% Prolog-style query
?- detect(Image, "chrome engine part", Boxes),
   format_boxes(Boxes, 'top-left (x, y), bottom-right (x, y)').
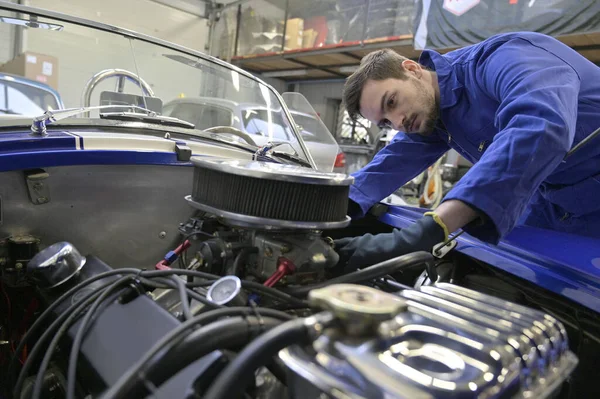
top-left (280, 284), bottom-right (578, 399)
top-left (250, 231), bottom-right (338, 284)
top-left (179, 218), bottom-right (340, 286)
top-left (185, 157), bottom-right (353, 230)
top-left (181, 158), bottom-right (351, 286)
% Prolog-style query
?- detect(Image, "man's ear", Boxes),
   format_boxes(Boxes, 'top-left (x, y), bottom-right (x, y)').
top-left (401, 59), bottom-right (422, 78)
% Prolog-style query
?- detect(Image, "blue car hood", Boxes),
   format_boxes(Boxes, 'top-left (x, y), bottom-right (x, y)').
top-left (380, 205), bottom-right (600, 314)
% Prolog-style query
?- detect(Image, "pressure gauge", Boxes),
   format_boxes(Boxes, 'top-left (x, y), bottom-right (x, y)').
top-left (207, 275), bottom-right (247, 306)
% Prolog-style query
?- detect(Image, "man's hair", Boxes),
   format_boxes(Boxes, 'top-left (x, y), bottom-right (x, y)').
top-left (343, 49), bottom-right (409, 121)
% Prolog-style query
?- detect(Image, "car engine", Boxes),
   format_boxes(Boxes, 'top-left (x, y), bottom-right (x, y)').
top-left (178, 157), bottom-right (351, 287)
top-left (0, 157), bottom-right (583, 399)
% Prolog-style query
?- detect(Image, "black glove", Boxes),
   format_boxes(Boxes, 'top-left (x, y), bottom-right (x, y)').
top-left (334, 212), bottom-right (447, 270)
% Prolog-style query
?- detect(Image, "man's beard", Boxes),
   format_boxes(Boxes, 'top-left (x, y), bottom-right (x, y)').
top-left (420, 105), bottom-right (439, 136)
top-left (412, 79), bottom-right (440, 136)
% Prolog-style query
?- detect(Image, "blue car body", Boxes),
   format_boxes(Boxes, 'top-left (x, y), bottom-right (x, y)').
top-left (381, 205), bottom-right (600, 313)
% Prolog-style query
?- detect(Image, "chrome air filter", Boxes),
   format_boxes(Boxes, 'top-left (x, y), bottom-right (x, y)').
top-left (185, 157), bottom-right (353, 230)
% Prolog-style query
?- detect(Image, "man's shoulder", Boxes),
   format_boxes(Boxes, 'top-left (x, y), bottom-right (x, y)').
top-left (452, 32), bottom-right (566, 58)
top-left (441, 32), bottom-right (572, 69)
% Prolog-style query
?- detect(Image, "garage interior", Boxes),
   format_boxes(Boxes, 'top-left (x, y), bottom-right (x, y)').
top-left (0, 1), bottom-right (599, 399)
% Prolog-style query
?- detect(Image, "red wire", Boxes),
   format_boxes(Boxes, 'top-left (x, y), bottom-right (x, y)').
top-left (0, 282), bottom-right (11, 321)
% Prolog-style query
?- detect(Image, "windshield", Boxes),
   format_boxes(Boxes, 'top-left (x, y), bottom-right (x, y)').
top-left (0, 4), bottom-right (321, 168)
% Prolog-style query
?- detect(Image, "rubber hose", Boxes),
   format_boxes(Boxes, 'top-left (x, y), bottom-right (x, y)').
top-left (230, 247), bottom-right (259, 276)
top-left (203, 318), bottom-right (308, 399)
top-left (12, 277), bottom-right (123, 398)
top-left (6, 268), bottom-right (139, 389)
top-left (188, 306), bottom-right (293, 323)
top-left (284, 251), bottom-right (434, 297)
top-left (112, 316), bottom-right (283, 399)
top-left (102, 306), bottom-right (293, 398)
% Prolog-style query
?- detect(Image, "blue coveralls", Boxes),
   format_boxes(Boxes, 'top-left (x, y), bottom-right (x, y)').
top-left (350, 32), bottom-right (600, 243)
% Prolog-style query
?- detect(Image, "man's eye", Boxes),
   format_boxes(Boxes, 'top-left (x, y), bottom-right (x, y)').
top-left (380, 119), bottom-right (391, 129)
top-left (387, 96), bottom-right (395, 108)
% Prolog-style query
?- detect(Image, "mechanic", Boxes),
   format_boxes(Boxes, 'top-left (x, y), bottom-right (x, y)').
top-left (335, 31), bottom-right (600, 270)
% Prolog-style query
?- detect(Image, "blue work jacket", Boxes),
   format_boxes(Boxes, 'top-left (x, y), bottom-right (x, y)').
top-left (350, 32), bottom-right (600, 243)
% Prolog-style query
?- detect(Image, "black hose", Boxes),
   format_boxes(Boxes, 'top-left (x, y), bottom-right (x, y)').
top-left (240, 281), bottom-right (308, 308)
top-left (111, 316), bottom-right (283, 398)
top-left (6, 268), bottom-right (140, 388)
top-left (184, 306), bottom-right (293, 324)
top-left (265, 358), bottom-right (288, 386)
top-left (65, 277), bottom-right (134, 399)
top-left (203, 318), bottom-right (309, 399)
top-left (102, 306), bottom-right (293, 398)
top-left (35, 276), bottom-right (133, 399)
top-left (171, 276), bottom-right (193, 320)
top-left (230, 247), bottom-right (258, 276)
top-left (284, 251), bottom-right (434, 297)
top-left (144, 268), bottom-right (220, 281)
top-left (147, 276), bottom-right (221, 310)
top-left (144, 269), bottom-right (308, 307)
top-left (12, 277), bottom-right (122, 398)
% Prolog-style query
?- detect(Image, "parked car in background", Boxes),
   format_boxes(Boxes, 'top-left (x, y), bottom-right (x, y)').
top-left (162, 97), bottom-right (347, 174)
top-left (0, 72), bottom-right (64, 115)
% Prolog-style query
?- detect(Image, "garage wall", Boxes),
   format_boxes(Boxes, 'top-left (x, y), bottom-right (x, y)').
top-left (296, 81), bottom-right (345, 133)
top-left (25, 0), bottom-right (209, 52)
top-left (0, 21), bottom-right (15, 65)
top-left (18, 0), bottom-right (210, 108)
top-left (0, 1), bottom-right (20, 64)
top-left (260, 76), bottom-right (286, 93)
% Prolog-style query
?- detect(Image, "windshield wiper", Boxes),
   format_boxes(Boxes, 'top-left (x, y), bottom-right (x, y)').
top-left (30, 105), bottom-right (193, 135)
top-left (99, 111), bottom-right (194, 129)
top-left (252, 141), bottom-right (311, 167)
top-left (269, 150), bottom-right (311, 167)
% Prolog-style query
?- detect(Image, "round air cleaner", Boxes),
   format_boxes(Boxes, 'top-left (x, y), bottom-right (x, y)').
top-left (185, 157), bottom-right (354, 230)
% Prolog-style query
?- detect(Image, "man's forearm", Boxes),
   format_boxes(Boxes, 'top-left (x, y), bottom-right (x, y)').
top-left (434, 200), bottom-right (480, 234)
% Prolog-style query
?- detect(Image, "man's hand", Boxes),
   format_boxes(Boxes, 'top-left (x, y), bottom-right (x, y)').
top-left (334, 200), bottom-right (480, 271)
top-left (334, 212), bottom-right (447, 270)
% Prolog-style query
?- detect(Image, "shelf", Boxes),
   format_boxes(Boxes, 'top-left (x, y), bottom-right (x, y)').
top-left (227, 31), bottom-right (600, 82)
top-left (230, 35), bottom-right (416, 80)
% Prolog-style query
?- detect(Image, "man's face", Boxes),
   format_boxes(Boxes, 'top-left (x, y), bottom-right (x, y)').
top-left (359, 66), bottom-right (439, 135)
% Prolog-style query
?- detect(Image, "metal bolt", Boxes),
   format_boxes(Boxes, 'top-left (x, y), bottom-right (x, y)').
top-left (158, 231), bottom-right (167, 239)
top-left (15, 262), bottom-right (23, 269)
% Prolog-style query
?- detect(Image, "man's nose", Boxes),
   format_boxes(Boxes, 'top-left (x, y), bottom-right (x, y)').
top-left (390, 115), bottom-right (406, 131)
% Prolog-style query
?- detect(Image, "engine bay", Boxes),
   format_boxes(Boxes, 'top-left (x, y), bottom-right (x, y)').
top-left (0, 157), bottom-right (598, 399)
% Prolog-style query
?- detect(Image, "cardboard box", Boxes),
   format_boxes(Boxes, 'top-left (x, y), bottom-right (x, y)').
top-left (302, 29), bottom-right (318, 48)
top-left (284, 18), bottom-right (304, 50)
top-left (0, 51), bottom-right (59, 90)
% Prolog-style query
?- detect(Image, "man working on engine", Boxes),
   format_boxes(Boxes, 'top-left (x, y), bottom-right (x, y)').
top-left (335, 31), bottom-right (600, 270)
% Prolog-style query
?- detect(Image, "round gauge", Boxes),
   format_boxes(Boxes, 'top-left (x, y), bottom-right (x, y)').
top-left (207, 275), bottom-right (246, 306)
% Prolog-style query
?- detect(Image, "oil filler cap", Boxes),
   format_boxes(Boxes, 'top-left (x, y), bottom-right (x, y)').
top-left (308, 284), bottom-right (408, 336)
top-left (27, 242), bottom-right (86, 289)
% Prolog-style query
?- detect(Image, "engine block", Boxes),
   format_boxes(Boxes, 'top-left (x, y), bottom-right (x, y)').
top-left (279, 283), bottom-right (578, 399)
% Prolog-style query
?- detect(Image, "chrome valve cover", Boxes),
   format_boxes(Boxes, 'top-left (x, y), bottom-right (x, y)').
top-left (280, 283), bottom-right (578, 399)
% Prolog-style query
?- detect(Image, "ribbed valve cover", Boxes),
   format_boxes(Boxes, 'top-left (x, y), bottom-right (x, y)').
top-left (185, 157), bottom-right (353, 230)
